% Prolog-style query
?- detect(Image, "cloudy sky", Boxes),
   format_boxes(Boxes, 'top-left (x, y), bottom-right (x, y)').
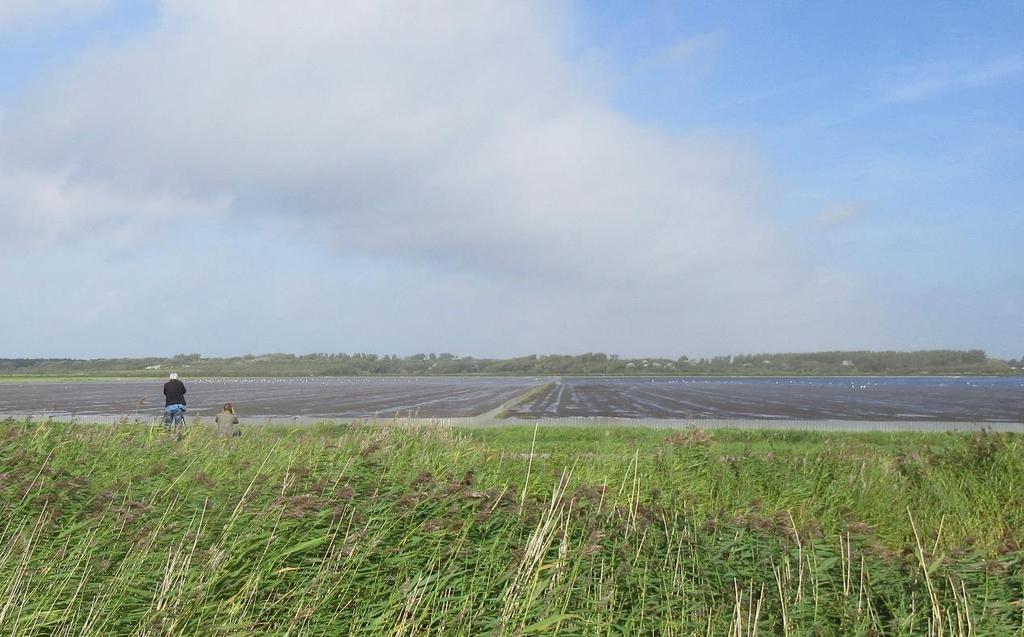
top-left (1, 1), bottom-right (1021, 359)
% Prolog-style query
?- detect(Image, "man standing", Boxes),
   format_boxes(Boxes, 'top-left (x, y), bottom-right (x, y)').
top-left (163, 372), bottom-right (187, 425)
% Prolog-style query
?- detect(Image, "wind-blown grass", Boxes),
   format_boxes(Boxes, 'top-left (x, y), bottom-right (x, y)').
top-left (0, 421), bottom-right (1022, 635)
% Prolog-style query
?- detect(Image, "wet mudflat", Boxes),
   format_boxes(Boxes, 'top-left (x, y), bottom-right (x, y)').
top-left (2, 376), bottom-right (1022, 422)
top-left (0, 377), bottom-right (542, 419)
top-left (505, 376), bottom-right (1024, 422)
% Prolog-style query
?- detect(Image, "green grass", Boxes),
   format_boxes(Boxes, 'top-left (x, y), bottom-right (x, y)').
top-left (1, 421), bottom-right (1022, 635)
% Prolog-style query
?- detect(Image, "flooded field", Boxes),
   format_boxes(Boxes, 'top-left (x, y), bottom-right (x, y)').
top-left (0, 377), bottom-right (542, 419)
top-left (506, 376), bottom-right (1024, 422)
top-left (1, 376), bottom-right (1022, 422)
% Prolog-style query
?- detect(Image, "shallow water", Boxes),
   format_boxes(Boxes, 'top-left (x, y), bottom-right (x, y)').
top-left (505, 376), bottom-right (1024, 421)
top-left (1, 375), bottom-right (1021, 422)
top-left (0, 377), bottom-right (541, 419)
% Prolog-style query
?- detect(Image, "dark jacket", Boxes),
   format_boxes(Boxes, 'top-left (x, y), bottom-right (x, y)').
top-left (163, 379), bottom-right (187, 406)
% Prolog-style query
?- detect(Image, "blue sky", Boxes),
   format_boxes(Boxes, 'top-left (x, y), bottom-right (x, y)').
top-left (0, 1), bottom-right (1021, 359)
top-left (580, 2), bottom-right (1023, 265)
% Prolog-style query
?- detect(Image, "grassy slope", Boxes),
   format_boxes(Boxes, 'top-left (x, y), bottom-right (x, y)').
top-left (1, 422), bottom-right (1022, 635)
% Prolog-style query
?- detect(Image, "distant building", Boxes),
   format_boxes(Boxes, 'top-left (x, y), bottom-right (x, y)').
top-left (841, 360), bottom-right (854, 367)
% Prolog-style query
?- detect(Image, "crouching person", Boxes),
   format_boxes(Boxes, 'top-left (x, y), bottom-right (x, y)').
top-left (215, 403), bottom-right (240, 437)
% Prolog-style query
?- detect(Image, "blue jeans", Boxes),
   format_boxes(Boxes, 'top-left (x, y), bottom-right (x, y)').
top-left (164, 404), bottom-right (186, 426)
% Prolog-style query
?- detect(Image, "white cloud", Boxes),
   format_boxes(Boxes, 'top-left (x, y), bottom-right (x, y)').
top-left (813, 201), bottom-right (867, 229)
top-left (0, 0), bottom-right (878, 357)
top-left (881, 55), bottom-right (1024, 104)
top-left (0, 164), bottom-right (230, 248)
top-left (0, 0), bottom-right (110, 34)
top-left (664, 30), bottom-right (725, 64)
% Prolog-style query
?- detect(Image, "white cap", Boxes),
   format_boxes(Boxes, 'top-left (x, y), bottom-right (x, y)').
top-left (169, 372), bottom-right (179, 380)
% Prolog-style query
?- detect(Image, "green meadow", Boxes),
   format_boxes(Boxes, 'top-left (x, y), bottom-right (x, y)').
top-left (1, 421), bottom-right (1022, 635)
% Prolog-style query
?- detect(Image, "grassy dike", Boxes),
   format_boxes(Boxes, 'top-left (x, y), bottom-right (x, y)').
top-left (1, 421), bottom-right (1022, 635)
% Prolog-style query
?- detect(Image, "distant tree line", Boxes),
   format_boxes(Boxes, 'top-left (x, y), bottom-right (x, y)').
top-left (0, 349), bottom-right (1018, 377)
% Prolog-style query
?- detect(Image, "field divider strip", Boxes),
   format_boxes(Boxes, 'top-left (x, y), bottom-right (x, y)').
top-left (469, 380), bottom-right (557, 424)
